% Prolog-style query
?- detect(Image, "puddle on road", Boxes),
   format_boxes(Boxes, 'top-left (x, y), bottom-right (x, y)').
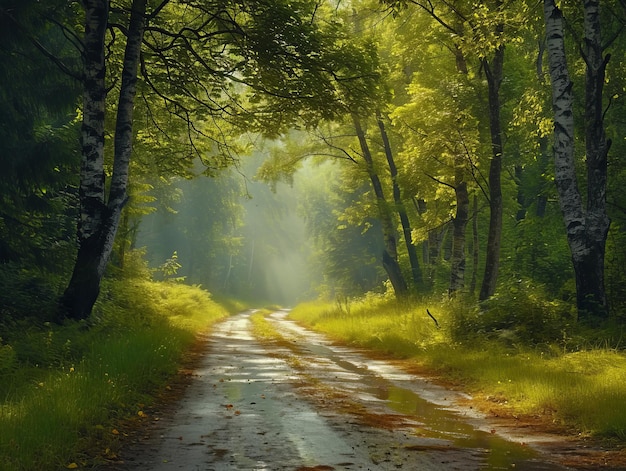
top-left (376, 385), bottom-right (546, 470)
top-left (273, 315), bottom-right (567, 471)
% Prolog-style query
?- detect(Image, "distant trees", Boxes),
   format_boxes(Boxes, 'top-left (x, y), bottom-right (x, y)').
top-left (5, 0), bottom-right (375, 319)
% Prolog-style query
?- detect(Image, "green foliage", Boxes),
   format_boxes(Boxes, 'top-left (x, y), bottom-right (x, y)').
top-left (290, 295), bottom-right (626, 437)
top-left (0, 0), bottom-right (81, 268)
top-left (450, 280), bottom-right (576, 346)
top-left (0, 273), bottom-right (228, 470)
top-left (0, 263), bottom-right (64, 325)
top-left (138, 168), bottom-right (245, 293)
top-left (157, 251), bottom-right (184, 281)
top-left (0, 342), bottom-right (17, 374)
top-left (605, 225), bottom-right (626, 317)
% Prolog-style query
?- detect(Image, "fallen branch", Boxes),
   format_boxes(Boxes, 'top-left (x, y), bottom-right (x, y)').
top-left (426, 309), bottom-right (440, 329)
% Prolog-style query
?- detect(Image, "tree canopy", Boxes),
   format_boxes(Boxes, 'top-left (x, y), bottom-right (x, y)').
top-left (3, 0), bottom-right (626, 329)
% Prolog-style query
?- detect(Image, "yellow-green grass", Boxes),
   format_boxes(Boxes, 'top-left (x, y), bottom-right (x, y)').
top-left (289, 297), bottom-right (626, 438)
top-left (0, 279), bottom-right (229, 471)
top-left (249, 310), bottom-right (279, 342)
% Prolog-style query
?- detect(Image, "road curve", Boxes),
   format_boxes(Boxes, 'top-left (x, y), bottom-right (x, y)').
top-left (110, 310), bottom-right (575, 471)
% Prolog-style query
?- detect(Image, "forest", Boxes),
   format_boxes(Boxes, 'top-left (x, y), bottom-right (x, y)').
top-left (3, 0), bottom-right (626, 469)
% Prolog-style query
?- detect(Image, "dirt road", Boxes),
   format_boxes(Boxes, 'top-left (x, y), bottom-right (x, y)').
top-left (109, 310), bottom-right (589, 470)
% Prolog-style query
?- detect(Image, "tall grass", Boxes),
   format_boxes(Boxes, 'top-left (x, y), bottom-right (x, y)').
top-left (0, 278), bottom-right (228, 471)
top-left (290, 294), bottom-right (626, 438)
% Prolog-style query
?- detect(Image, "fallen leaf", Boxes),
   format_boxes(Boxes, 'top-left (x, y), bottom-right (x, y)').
top-left (66, 463), bottom-right (78, 469)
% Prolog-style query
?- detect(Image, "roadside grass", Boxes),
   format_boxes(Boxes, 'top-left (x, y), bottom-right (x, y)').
top-left (249, 310), bottom-right (307, 370)
top-left (249, 310), bottom-right (279, 342)
top-left (289, 295), bottom-right (626, 439)
top-left (0, 278), bottom-right (229, 471)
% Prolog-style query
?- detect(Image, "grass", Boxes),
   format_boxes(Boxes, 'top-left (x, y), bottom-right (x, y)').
top-left (289, 295), bottom-right (626, 439)
top-left (0, 278), bottom-right (229, 471)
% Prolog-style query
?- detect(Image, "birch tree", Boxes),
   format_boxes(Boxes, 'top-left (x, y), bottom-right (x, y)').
top-left (60, 0), bottom-right (146, 319)
top-left (543, 0), bottom-right (611, 321)
top-left (57, 0), bottom-right (371, 319)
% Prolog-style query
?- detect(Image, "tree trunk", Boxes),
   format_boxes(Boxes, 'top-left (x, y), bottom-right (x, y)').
top-left (376, 111), bottom-right (423, 290)
top-left (61, 0), bottom-right (147, 320)
top-left (581, 0), bottom-right (610, 318)
top-left (536, 137), bottom-right (550, 218)
top-left (478, 39), bottom-right (505, 301)
top-left (426, 225), bottom-right (446, 290)
top-left (543, 0), bottom-right (610, 321)
top-left (448, 39), bottom-right (471, 296)
top-left (469, 193), bottom-right (479, 295)
top-left (352, 114), bottom-right (408, 297)
top-left (449, 180), bottom-right (470, 295)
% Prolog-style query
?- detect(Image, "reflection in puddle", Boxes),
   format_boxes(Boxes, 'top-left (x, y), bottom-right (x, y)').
top-left (379, 385), bottom-right (540, 469)
top-left (273, 314), bottom-right (567, 470)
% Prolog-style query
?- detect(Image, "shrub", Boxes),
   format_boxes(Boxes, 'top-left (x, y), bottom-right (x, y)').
top-left (449, 279), bottom-right (576, 347)
top-left (0, 263), bottom-right (62, 325)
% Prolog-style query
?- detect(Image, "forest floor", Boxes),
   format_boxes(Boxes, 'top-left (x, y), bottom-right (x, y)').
top-left (104, 310), bottom-right (626, 471)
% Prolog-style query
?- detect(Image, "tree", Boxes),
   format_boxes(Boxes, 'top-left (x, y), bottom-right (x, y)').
top-left (380, 0), bottom-right (528, 300)
top-left (60, 0), bottom-right (147, 320)
top-left (377, 111), bottom-right (423, 290)
top-left (255, 4), bottom-right (411, 298)
top-left (353, 114), bottom-right (409, 296)
top-left (385, 5), bottom-right (482, 295)
top-left (478, 2), bottom-right (505, 301)
top-left (543, 0), bottom-right (612, 321)
top-left (298, 161), bottom-right (387, 298)
top-left (54, 0), bottom-right (375, 319)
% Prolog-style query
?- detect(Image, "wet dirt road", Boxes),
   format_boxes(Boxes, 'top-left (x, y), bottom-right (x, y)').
top-left (111, 310), bottom-right (580, 471)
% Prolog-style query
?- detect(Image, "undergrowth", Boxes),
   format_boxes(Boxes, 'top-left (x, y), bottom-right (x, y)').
top-left (0, 271), bottom-right (228, 471)
top-left (289, 289), bottom-right (626, 439)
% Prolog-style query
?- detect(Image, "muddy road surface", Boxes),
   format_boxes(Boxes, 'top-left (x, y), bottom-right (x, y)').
top-left (109, 310), bottom-right (596, 470)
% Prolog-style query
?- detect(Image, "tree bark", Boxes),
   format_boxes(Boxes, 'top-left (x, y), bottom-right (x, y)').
top-left (543, 0), bottom-right (610, 321)
top-left (376, 111), bottom-right (423, 290)
top-left (353, 114), bottom-right (408, 297)
top-left (581, 0), bottom-right (610, 318)
top-left (425, 225), bottom-right (446, 290)
top-left (449, 45), bottom-right (470, 296)
top-left (469, 193), bottom-right (479, 295)
top-left (478, 40), bottom-right (505, 301)
top-left (61, 0), bottom-right (147, 320)
top-left (449, 179), bottom-right (469, 296)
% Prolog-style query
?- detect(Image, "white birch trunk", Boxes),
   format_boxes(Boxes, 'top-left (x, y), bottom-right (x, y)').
top-left (100, 0), bottom-right (148, 276)
top-left (544, 0), bottom-right (584, 235)
top-left (543, 0), bottom-right (610, 320)
top-left (78, 0), bottom-right (108, 241)
top-left (62, 0), bottom-right (147, 319)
